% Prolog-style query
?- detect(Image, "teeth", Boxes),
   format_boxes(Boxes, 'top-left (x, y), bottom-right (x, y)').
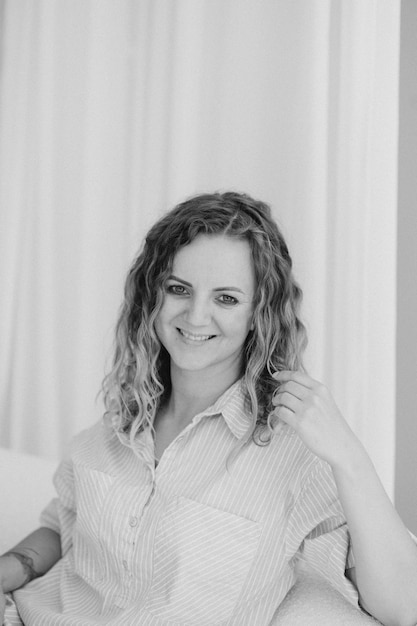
top-left (179, 329), bottom-right (213, 341)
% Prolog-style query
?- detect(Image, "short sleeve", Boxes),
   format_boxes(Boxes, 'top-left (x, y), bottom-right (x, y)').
top-left (287, 459), bottom-right (358, 606)
top-left (39, 455), bottom-right (76, 556)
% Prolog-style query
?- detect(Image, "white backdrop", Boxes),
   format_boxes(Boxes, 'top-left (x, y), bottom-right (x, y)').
top-left (0, 0), bottom-right (400, 495)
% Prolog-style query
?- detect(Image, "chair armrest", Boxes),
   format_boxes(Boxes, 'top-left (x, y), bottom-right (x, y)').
top-left (0, 447), bottom-right (56, 553)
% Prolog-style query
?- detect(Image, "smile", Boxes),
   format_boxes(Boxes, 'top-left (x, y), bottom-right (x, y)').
top-left (178, 329), bottom-right (215, 342)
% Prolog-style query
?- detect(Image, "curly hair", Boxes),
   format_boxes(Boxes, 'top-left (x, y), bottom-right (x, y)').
top-left (102, 191), bottom-right (307, 449)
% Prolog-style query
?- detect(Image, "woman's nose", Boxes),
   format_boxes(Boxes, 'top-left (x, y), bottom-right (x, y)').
top-left (183, 296), bottom-right (211, 327)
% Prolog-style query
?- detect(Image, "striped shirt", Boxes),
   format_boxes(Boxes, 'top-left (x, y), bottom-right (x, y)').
top-left (8, 380), bottom-right (357, 625)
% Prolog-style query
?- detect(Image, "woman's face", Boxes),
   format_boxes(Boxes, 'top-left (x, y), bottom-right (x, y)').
top-left (155, 234), bottom-right (255, 382)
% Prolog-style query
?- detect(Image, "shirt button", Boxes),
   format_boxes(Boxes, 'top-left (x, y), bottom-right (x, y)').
top-left (122, 559), bottom-right (128, 570)
top-left (129, 516), bottom-right (138, 527)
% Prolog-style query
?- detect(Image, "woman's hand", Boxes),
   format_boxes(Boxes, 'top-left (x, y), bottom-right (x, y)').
top-left (273, 370), bottom-right (417, 625)
top-left (272, 370), bottom-right (365, 469)
top-left (272, 372), bottom-right (417, 624)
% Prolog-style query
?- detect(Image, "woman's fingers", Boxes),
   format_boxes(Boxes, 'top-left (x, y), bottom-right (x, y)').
top-left (272, 380), bottom-right (309, 405)
top-left (273, 405), bottom-right (298, 428)
top-left (273, 369), bottom-right (317, 390)
top-left (272, 390), bottom-right (302, 413)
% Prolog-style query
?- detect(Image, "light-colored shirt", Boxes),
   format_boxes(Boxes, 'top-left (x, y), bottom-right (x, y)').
top-left (8, 380), bottom-right (357, 625)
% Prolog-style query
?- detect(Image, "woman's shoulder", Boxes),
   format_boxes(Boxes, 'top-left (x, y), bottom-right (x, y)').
top-left (67, 417), bottom-right (119, 463)
top-left (267, 423), bottom-right (327, 481)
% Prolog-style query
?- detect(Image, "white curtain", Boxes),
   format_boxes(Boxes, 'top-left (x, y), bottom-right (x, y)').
top-left (0, 0), bottom-right (400, 495)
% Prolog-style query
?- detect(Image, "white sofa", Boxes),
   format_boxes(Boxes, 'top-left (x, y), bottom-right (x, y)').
top-left (0, 447), bottom-right (380, 625)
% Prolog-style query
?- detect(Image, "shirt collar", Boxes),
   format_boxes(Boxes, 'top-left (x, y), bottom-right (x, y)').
top-left (110, 379), bottom-right (254, 445)
top-left (195, 378), bottom-right (253, 440)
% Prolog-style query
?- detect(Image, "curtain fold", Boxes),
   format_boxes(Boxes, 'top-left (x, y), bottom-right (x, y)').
top-left (0, 0), bottom-right (400, 495)
top-left (324, 1), bottom-right (399, 496)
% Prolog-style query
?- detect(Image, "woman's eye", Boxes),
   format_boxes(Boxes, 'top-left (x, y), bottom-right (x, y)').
top-left (167, 284), bottom-right (188, 296)
top-left (218, 294), bottom-right (238, 305)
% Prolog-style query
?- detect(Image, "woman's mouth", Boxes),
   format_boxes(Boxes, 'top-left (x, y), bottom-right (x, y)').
top-left (177, 328), bottom-right (216, 342)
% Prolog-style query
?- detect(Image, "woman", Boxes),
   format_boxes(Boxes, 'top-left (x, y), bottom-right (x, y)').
top-left (1, 191), bottom-right (417, 625)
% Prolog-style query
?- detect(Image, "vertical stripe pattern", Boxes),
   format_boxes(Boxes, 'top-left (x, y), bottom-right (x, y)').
top-left (7, 380), bottom-right (358, 625)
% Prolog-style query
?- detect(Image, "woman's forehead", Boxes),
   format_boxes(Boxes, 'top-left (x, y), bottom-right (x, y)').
top-left (171, 235), bottom-right (255, 292)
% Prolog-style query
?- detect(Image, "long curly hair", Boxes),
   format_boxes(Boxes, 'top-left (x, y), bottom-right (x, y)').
top-left (102, 191), bottom-right (307, 449)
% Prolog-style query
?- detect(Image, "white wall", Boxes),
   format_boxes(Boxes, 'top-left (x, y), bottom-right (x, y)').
top-left (395, 0), bottom-right (417, 536)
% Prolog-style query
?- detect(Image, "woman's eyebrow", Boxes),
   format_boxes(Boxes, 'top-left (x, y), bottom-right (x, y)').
top-left (213, 286), bottom-right (245, 294)
top-left (168, 274), bottom-right (192, 287)
top-left (168, 275), bottom-right (245, 294)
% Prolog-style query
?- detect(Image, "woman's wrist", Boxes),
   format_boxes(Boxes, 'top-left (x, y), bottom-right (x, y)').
top-left (0, 553), bottom-right (33, 594)
top-left (329, 438), bottom-right (373, 480)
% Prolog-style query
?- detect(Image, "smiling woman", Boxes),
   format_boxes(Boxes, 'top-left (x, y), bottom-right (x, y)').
top-left (155, 236), bottom-right (255, 381)
top-left (102, 192), bottom-right (307, 453)
top-left (1, 192), bottom-right (417, 626)
top-left (153, 235), bottom-right (256, 461)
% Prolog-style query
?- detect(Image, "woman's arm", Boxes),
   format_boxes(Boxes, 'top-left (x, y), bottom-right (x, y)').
top-left (273, 370), bottom-right (417, 626)
top-left (334, 452), bottom-right (417, 626)
top-left (0, 527), bottom-right (61, 593)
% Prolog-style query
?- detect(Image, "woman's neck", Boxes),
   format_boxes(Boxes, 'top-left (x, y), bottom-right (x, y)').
top-left (165, 366), bottom-right (240, 426)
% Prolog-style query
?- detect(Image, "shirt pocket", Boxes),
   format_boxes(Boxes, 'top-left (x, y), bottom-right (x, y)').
top-left (144, 496), bottom-right (261, 625)
top-left (72, 465), bottom-right (115, 586)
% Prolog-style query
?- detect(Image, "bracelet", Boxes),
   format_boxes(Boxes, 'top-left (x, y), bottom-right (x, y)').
top-left (3, 551), bottom-right (40, 586)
